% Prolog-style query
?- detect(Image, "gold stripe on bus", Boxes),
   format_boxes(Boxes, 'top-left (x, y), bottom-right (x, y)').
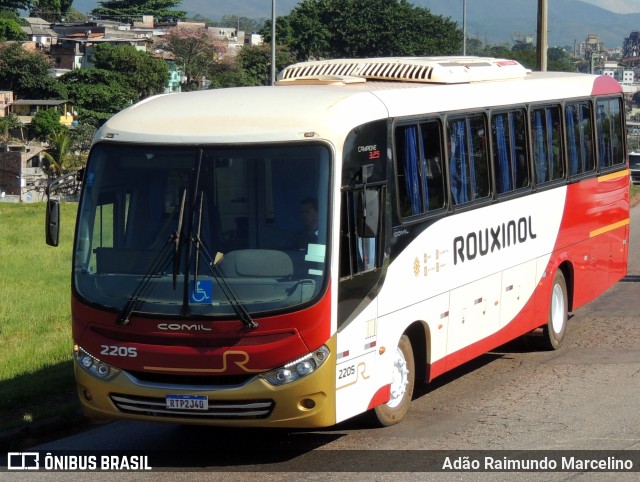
top-left (597, 169), bottom-right (629, 182)
top-left (589, 219), bottom-right (629, 238)
top-left (144, 350), bottom-right (264, 373)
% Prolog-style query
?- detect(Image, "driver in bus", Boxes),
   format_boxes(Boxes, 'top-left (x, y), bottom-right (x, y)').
top-left (295, 197), bottom-right (319, 250)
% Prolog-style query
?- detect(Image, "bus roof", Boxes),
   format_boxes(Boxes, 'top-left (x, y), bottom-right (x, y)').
top-left (95, 58), bottom-right (621, 146)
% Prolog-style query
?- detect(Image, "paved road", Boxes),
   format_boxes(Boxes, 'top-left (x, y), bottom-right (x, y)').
top-left (7, 204), bottom-right (640, 480)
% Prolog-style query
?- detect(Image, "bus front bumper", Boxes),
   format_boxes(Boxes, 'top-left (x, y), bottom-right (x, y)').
top-left (74, 337), bottom-right (337, 429)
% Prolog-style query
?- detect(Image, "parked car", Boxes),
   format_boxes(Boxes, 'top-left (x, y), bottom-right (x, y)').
top-left (629, 152), bottom-right (640, 185)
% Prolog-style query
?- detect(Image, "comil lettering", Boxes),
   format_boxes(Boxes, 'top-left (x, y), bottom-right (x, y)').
top-left (453, 216), bottom-right (537, 265)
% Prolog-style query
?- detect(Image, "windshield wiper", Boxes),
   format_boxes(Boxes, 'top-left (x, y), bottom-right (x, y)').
top-left (192, 239), bottom-right (259, 330)
top-left (116, 236), bottom-right (175, 325)
top-left (173, 189), bottom-right (187, 289)
top-left (117, 191), bottom-right (188, 326)
top-left (191, 192), bottom-right (258, 330)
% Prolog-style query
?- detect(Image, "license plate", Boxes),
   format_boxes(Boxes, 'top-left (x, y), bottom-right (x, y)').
top-left (166, 395), bottom-right (208, 411)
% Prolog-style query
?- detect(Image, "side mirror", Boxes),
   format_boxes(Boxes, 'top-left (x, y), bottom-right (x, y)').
top-left (46, 199), bottom-right (60, 247)
top-left (357, 189), bottom-right (379, 238)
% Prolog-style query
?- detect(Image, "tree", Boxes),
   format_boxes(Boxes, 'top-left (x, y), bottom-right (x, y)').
top-left (236, 44), bottom-right (296, 86)
top-left (487, 44), bottom-right (575, 73)
top-left (42, 130), bottom-right (72, 176)
top-left (0, 0), bottom-right (31, 12)
top-left (0, 43), bottom-right (66, 99)
top-left (0, 113), bottom-right (23, 140)
top-left (31, 108), bottom-right (66, 141)
top-left (207, 59), bottom-right (254, 89)
top-left (216, 15), bottom-right (264, 34)
top-left (29, 0), bottom-right (74, 22)
top-left (60, 68), bottom-right (137, 124)
top-left (547, 47), bottom-right (575, 72)
top-left (155, 27), bottom-right (227, 90)
top-left (69, 122), bottom-right (97, 152)
top-left (269, 0), bottom-right (462, 60)
top-left (93, 44), bottom-right (169, 99)
top-left (0, 18), bottom-right (26, 41)
top-left (91, 0), bottom-right (186, 23)
top-left (0, 10), bottom-right (27, 41)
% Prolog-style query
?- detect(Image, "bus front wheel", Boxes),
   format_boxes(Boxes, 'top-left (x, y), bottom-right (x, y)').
top-left (373, 335), bottom-right (415, 426)
top-left (541, 270), bottom-right (568, 350)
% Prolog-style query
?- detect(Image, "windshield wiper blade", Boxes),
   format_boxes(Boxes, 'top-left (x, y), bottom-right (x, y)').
top-left (173, 188), bottom-right (187, 289)
top-left (194, 241), bottom-right (258, 330)
top-left (193, 191), bottom-right (204, 285)
top-left (116, 236), bottom-right (175, 325)
top-left (190, 201), bottom-right (258, 330)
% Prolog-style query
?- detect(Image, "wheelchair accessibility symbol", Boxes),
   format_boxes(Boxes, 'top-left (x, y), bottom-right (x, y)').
top-left (190, 280), bottom-right (213, 304)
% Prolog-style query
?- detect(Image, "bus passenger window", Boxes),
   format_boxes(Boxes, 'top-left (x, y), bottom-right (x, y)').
top-left (531, 105), bottom-right (564, 185)
top-left (565, 102), bottom-right (595, 177)
top-left (448, 114), bottom-right (490, 205)
top-left (491, 110), bottom-right (529, 194)
top-left (421, 122), bottom-right (445, 211)
top-left (596, 98), bottom-right (624, 168)
top-left (395, 121), bottom-right (444, 218)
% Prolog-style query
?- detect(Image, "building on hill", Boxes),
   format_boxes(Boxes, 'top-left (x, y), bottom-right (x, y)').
top-left (21, 17), bottom-right (57, 51)
top-left (0, 142), bottom-right (47, 203)
top-left (10, 99), bottom-right (76, 127)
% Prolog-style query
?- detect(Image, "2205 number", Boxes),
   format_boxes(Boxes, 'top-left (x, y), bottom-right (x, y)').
top-left (338, 365), bottom-right (355, 379)
top-left (100, 345), bottom-right (137, 358)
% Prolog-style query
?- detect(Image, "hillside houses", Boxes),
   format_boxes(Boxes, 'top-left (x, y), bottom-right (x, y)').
top-left (1, 15), bottom-right (264, 202)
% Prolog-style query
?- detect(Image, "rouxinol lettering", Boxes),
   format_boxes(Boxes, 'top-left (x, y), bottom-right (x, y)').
top-left (453, 216), bottom-right (537, 265)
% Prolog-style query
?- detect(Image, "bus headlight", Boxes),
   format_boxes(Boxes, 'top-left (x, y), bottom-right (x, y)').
top-left (73, 343), bottom-right (120, 381)
top-left (260, 345), bottom-right (330, 386)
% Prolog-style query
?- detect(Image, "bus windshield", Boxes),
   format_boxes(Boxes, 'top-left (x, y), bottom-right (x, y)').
top-left (74, 143), bottom-right (331, 319)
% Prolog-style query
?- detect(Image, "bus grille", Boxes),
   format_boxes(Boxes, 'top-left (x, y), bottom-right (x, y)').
top-left (127, 370), bottom-right (254, 387)
top-left (110, 394), bottom-right (274, 420)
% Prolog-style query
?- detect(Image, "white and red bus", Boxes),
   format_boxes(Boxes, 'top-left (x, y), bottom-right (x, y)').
top-left (47, 57), bottom-right (629, 427)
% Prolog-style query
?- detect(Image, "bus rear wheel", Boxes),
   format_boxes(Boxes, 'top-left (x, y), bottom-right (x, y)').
top-left (541, 270), bottom-right (568, 350)
top-left (373, 335), bottom-right (415, 426)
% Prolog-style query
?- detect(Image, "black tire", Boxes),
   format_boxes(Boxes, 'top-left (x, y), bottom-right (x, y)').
top-left (373, 335), bottom-right (415, 426)
top-left (541, 269), bottom-right (568, 350)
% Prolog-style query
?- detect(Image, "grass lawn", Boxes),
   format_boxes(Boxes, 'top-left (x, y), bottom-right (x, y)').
top-left (0, 202), bottom-right (79, 436)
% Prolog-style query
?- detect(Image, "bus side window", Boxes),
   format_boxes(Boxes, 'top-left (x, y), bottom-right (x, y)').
top-left (596, 97), bottom-right (625, 169)
top-left (395, 120), bottom-right (445, 218)
top-left (491, 109), bottom-right (529, 194)
top-left (566, 102), bottom-right (595, 177)
top-left (531, 105), bottom-right (564, 185)
top-left (447, 114), bottom-right (490, 205)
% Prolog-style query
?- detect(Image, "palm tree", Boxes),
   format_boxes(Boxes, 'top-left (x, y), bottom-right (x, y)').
top-left (42, 130), bottom-right (73, 177)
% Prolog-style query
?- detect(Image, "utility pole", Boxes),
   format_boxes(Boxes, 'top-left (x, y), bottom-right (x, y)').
top-left (462, 0), bottom-right (466, 56)
top-left (271, 0), bottom-right (276, 85)
top-left (536, 0), bottom-right (548, 71)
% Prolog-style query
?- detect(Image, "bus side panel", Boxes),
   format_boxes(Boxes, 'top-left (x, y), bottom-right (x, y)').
top-left (499, 260), bottom-right (537, 329)
top-left (377, 189), bottom-right (565, 383)
top-left (334, 298), bottom-right (381, 423)
top-left (447, 272), bottom-right (501, 355)
top-left (556, 171), bottom-right (629, 310)
top-left (428, 270), bottom-right (541, 381)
